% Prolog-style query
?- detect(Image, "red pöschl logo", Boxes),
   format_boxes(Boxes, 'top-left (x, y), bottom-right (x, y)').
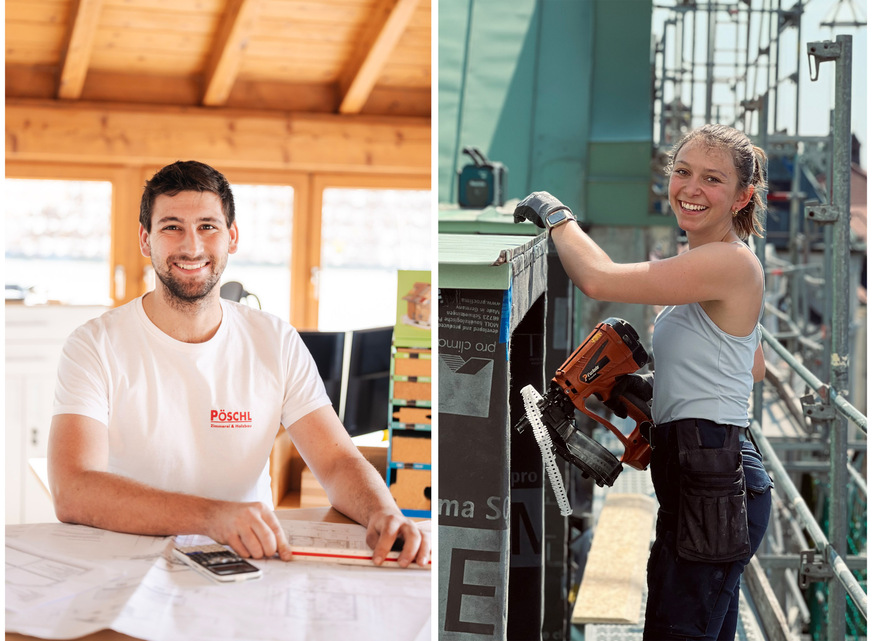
top-left (210, 409), bottom-right (253, 428)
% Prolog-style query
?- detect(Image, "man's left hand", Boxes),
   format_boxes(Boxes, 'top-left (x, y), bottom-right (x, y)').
top-left (365, 510), bottom-right (431, 568)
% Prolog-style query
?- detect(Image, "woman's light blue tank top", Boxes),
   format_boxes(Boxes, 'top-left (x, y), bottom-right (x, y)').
top-left (651, 244), bottom-right (763, 427)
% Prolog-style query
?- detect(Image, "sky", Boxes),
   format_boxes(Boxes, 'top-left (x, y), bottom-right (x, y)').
top-left (796, 0), bottom-right (866, 165)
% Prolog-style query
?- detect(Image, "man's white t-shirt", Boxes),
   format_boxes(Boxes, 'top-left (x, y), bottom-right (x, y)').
top-left (53, 296), bottom-right (332, 507)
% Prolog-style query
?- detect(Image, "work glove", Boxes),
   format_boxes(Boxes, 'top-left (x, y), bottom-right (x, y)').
top-left (513, 191), bottom-right (573, 229)
top-left (600, 373), bottom-right (654, 419)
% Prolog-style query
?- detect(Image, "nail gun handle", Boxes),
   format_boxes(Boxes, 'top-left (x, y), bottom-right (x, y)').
top-left (617, 391), bottom-right (653, 470)
top-left (617, 391), bottom-right (652, 425)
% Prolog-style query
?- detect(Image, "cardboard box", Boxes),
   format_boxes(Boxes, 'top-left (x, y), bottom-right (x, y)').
top-left (392, 406), bottom-right (432, 425)
top-left (393, 380), bottom-right (431, 401)
top-left (390, 468), bottom-right (431, 511)
top-left (300, 469), bottom-right (331, 508)
top-left (391, 433), bottom-right (432, 464)
top-left (270, 429), bottom-right (388, 508)
top-left (393, 353), bottom-right (432, 378)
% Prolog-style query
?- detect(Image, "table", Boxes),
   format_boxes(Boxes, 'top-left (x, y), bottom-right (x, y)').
top-left (6, 508), bottom-right (430, 641)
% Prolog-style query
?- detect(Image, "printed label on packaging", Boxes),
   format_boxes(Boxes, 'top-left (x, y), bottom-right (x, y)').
top-left (439, 289), bottom-right (506, 419)
top-left (439, 525), bottom-right (508, 640)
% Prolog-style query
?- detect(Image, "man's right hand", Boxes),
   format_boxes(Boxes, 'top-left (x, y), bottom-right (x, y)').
top-left (207, 501), bottom-right (293, 561)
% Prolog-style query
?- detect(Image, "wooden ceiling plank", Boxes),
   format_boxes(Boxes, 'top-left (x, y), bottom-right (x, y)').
top-left (338, 0), bottom-right (421, 115)
top-left (94, 25), bottom-right (214, 55)
top-left (5, 22), bottom-right (67, 67)
top-left (7, 0), bottom-right (69, 24)
top-left (101, 0), bottom-right (224, 11)
top-left (89, 50), bottom-right (205, 76)
top-left (202, 0), bottom-right (261, 107)
top-left (257, 0), bottom-right (376, 20)
top-left (5, 65), bottom-right (57, 100)
top-left (57, 0), bottom-right (104, 100)
top-left (252, 20), bottom-right (359, 43)
top-left (100, 6), bottom-right (218, 34)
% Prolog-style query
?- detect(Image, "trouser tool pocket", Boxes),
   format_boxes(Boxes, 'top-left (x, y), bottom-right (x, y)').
top-left (675, 423), bottom-right (750, 563)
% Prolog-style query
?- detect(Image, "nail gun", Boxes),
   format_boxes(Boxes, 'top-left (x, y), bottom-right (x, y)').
top-left (516, 317), bottom-right (653, 487)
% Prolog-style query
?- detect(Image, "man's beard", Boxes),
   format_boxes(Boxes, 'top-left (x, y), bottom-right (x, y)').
top-left (153, 255), bottom-right (225, 307)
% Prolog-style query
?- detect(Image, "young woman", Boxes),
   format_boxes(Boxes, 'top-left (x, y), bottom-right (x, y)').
top-left (514, 124), bottom-right (773, 640)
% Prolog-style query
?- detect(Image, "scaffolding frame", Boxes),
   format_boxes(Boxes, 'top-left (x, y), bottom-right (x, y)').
top-left (653, 0), bottom-right (807, 143)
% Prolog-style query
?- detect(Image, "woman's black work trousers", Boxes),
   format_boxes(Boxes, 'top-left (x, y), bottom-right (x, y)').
top-left (643, 418), bottom-right (773, 640)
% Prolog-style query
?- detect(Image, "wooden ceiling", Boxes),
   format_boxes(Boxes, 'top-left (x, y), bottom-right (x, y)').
top-left (6, 0), bottom-right (432, 118)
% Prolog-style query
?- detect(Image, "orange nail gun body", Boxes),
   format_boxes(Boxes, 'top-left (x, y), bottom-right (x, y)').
top-left (517, 317), bottom-right (653, 487)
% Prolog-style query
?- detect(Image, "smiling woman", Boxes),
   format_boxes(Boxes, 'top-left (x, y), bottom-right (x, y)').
top-left (513, 123), bottom-right (771, 641)
top-left (665, 124), bottom-right (767, 247)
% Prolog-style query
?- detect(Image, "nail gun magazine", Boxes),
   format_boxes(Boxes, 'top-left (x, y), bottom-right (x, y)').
top-left (516, 317), bottom-right (653, 491)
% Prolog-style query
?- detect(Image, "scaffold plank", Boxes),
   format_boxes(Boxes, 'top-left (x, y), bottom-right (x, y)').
top-left (572, 493), bottom-right (657, 625)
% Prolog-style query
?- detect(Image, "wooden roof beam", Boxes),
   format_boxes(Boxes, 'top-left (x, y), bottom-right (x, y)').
top-left (6, 100), bottom-right (430, 175)
top-left (57, 0), bottom-right (104, 100)
top-left (338, 0), bottom-right (420, 115)
top-left (202, 0), bottom-right (261, 107)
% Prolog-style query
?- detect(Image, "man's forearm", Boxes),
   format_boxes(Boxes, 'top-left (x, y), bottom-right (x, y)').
top-left (54, 470), bottom-right (293, 560)
top-left (320, 455), bottom-right (401, 527)
top-left (284, 407), bottom-right (430, 566)
top-left (53, 469), bottom-right (223, 537)
top-left (48, 415), bottom-right (292, 560)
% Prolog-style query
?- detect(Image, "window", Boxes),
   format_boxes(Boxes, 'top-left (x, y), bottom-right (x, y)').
top-left (221, 184), bottom-right (294, 321)
top-left (319, 188), bottom-right (431, 331)
top-left (5, 179), bottom-right (112, 306)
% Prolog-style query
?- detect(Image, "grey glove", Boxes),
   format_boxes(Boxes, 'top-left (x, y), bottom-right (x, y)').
top-left (601, 373), bottom-right (654, 419)
top-left (513, 191), bottom-right (573, 229)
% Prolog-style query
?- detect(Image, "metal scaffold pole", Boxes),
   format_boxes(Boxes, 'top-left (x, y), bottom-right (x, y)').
top-left (806, 33), bottom-right (854, 639)
top-left (828, 34), bottom-right (853, 640)
top-left (753, 93), bottom-right (769, 427)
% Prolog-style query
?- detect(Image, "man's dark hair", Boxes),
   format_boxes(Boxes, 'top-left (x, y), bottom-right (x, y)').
top-left (139, 160), bottom-right (235, 231)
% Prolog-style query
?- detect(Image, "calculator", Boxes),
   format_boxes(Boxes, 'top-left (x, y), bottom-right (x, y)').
top-left (172, 543), bottom-right (263, 582)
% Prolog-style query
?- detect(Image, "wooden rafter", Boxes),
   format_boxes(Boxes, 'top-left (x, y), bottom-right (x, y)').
top-left (202, 0), bottom-right (261, 107)
top-left (57, 0), bottom-right (104, 100)
top-left (338, 0), bottom-right (421, 115)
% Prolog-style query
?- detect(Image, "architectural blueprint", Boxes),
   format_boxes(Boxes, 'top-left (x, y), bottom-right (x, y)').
top-left (6, 519), bottom-right (431, 641)
top-left (6, 539), bottom-right (119, 614)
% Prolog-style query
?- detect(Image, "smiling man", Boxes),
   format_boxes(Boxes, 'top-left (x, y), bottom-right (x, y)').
top-left (47, 160), bottom-right (429, 568)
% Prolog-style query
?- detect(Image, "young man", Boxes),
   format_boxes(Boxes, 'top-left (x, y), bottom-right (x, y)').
top-left (48, 160), bottom-right (429, 568)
